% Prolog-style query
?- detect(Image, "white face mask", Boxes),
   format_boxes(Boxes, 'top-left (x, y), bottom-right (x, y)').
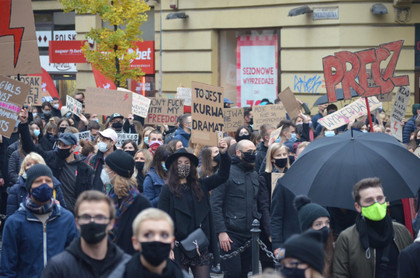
top-left (53, 104), bottom-right (59, 109)
top-left (100, 169), bottom-right (111, 185)
top-left (97, 141), bottom-right (109, 153)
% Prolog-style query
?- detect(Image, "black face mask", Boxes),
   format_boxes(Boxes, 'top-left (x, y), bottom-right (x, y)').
top-left (274, 158), bottom-right (288, 168)
top-left (281, 267), bottom-right (307, 278)
top-left (249, 118), bottom-right (254, 125)
top-left (242, 151), bottom-right (256, 163)
top-left (112, 122), bottom-right (123, 131)
top-left (140, 241), bottom-right (172, 266)
top-left (125, 150), bottom-right (136, 157)
top-left (289, 155), bottom-right (296, 165)
top-left (416, 138), bottom-right (420, 145)
top-left (237, 134), bottom-right (250, 142)
top-left (59, 127), bottom-right (66, 133)
top-left (320, 226), bottom-right (330, 243)
top-left (57, 147), bottom-right (72, 159)
top-left (135, 161), bottom-right (145, 172)
top-left (213, 153), bottom-right (221, 165)
top-left (79, 222), bottom-right (108, 244)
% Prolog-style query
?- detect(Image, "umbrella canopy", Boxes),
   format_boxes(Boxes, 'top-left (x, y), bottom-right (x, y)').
top-left (313, 88), bottom-right (359, 106)
top-left (280, 130), bottom-right (420, 210)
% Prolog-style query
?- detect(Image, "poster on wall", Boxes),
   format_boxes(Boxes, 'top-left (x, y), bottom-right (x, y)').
top-left (236, 35), bottom-right (278, 107)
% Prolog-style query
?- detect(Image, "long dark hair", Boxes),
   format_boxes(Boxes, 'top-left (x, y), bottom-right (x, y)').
top-left (167, 157), bottom-right (204, 201)
top-left (152, 145), bottom-right (172, 179)
top-left (199, 146), bottom-right (216, 178)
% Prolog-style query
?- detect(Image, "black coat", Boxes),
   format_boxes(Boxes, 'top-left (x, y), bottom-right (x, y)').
top-left (158, 152), bottom-right (231, 256)
top-left (211, 157), bottom-right (260, 238)
top-left (270, 179), bottom-right (300, 250)
top-left (398, 240), bottom-right (420, 278)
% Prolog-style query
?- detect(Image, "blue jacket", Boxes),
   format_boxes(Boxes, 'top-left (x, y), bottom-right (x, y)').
top-left (172, 126), bottom-right (190, 148)
top-left (6, 176), bottom-right (67, 218)
top-left (143, 167), bottom-right (165, 207)
top-left (0, 203), bottom-right (78, 278)
top-left (403, 115), bottom-right (416, 144)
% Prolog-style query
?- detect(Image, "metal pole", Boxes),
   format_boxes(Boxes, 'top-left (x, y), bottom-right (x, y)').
top-left (158, 0), bottom-right (163, 97)
top-left (251, 219), bottom-right (261, 275)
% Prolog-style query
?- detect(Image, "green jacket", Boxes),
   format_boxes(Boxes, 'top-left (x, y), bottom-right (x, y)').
top-left (332, 221), bottom-right (412, 278)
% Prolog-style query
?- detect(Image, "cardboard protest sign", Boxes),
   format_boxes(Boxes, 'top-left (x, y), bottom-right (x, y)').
top-left (323, 40), bottom-right (409, 102)
top-left (118, 87), bottom-right (151, 118)
top-left (176, 87), bottom-right (192, 106)
top-left (75, 130), bottom-right (91, 142)
top-left (253, 104), bottom-right (287, 130)
top-left (145, 98), bottom-right (184, 125)
top-left (271, 173), bottom-right (284, 196)
top-left (390, 86), bottom-right (410, 141)
top-left (0, 0), bottom-right (41, 75)
top-left (0, 75), bottom-right (31, 138)
top-left (10, 76), bottom-right (42, 105)
top-left (223, 107), bottom-right (244, 132)
top-left (318, 96), bottom-right (382, 130)
top-left (66, 95), bottom-right (83, 117)
top-left (414, 147), bottom-right (420, 159)
top-left (116, 133), bottom-right (139, 147)
top-left (191, 82), bottom-right (224, 146)
top-left (278, 87), bottom-right (301, 119)
top-left (85, 87), bottom-right (132, 117)
top-left (268, 126), bottom-right (283, 145)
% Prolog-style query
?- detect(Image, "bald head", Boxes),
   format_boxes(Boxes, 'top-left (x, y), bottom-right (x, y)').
top-left (236, 139), bottom-right (256, 156)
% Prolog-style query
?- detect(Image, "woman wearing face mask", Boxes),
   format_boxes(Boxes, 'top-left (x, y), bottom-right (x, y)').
top-left (6, 152), bottom-right (67, 218)
top-left (139, 126), bottom-right (154, 149)
top-left (102, 150), bottom-right (151, 254)
top-left (123, 208), bottom-right (189, 278)
top-left (294, 196), bottom-right (333, 278)
top-left (30, 120), bottom-right (43, 141)
top-left (198, 146), bottom-right (220, 178)
top-left (257, 143), bottom-right (290, 270)
top-left (56, 118), bottom-right (70, 135)
top-left (122, 140), bottom-right (138, 157)
top-left (235, 126), bottom-right (252, 143)
top-left (40, 102), bottom-right (53, 122)
top-left (158, 140), bottom-right (230, 278)
top-left (143, 145), bottom-right (172, 207)
top-left (39, 120), bottom-right (58, 151)
top-left (134, 149), bottom-right (153, 193)
top-left (278, 229), bottom-right (325, 278)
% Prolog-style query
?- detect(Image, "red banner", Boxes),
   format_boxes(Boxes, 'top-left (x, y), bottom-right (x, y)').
top-left (28, 67), bottom-right (61, 104)
top-left (92, 67), bottom-right (116, 90)
top-left (49, 40), bottom-right (86, 63)
top-left (129, 41), bottom-right (155, 74)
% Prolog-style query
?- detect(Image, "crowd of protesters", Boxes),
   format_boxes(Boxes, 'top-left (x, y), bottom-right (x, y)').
top-left (0, 92), bottom-right (420, 278)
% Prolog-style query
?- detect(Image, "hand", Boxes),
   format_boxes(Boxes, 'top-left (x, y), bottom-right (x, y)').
top-left (18, 108), bottom-right (28, 124)
top-left (127, 114), bottom-right (134, 125)
top-left (268, 236), bottom-right (272, 243)
top-left (274, 248), bottom-right (280, 258)
top-left (218, 139), bottom-right (228, 154)
top-left (79, 114), bottom-right (89, 125)
top-left (0, 178), bottom-right (4, 187)
top-left (219, 232), bottom-right (233, 252)
top-left (169, 250), bottom-right (175, 260)
top-left (299, 112), bottom-right (310, 124)
top-left (162, 124), bottom-right (169, 131)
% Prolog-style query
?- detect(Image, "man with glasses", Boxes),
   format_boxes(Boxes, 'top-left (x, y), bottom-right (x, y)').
top-left (211, 139), bottom-right (260, 278)
top-left (42, 190), bottom-right (131, 277)
top-left (332, 177), bottom-right (412, 278)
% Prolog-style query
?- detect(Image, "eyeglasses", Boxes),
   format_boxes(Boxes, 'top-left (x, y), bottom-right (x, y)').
top-left (77, 214), bottom-right (110, 224)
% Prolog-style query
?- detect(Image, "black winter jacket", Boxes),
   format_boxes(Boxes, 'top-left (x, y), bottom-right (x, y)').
top-left (211, 156), bottom-right (260, 238)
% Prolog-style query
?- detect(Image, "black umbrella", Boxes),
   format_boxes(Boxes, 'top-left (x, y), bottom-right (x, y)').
top-left (313, 88), bottom-right (359, 106)
top-left (280, 130), bottom-right (420, 210)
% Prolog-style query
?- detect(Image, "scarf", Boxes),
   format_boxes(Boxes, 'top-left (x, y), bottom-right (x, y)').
top-left (24, 196), bottom-right (55, 215)
top-left (355, 214), bottom-right (394, 257)
top-left (109, 185), bottom-right (139, 240)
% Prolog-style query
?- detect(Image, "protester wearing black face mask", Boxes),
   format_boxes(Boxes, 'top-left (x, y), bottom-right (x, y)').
top-left (122, 140), bottom-right (138, 158)
top-left (277, 230), bottom-right (325, 278)
top-left (294, 195), bottom-right (334, 277)
top-left (0, 164), bottom-right (78, 278)
top-left (17, 109), bottom-right (94, 214)
top-left (235, 126), bottom-right (252, 143)
top-left (257, 143), bottom-right (292, 271)
top-left (122, 208), bottom-right (189, 278)
top-left (42, 190), bottom-right (131, 278)
top-left (109, 113), bottom-right (124, 132)
top-left (211, 139), bottom-right (259, 278)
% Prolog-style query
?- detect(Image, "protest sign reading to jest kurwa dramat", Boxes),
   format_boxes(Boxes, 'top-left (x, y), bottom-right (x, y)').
top-left (145, 98), bottom-right (184, 126)
top-left (223, 107), bottom-right (244, 132)
top-left (10, 76), bottom-right (42, 105)
top-left (0, 75), bottom-right (31, 138)
top-left (390, 86), bottom-right (410, 141)
top-left (253, 104), bottom-right (287, 130)
top-left (323, 40), bottom-right (409, 102)
top-left (191, 82), bottom-right (224, 146)
top-left (318, 96), bottom-right (382, 130)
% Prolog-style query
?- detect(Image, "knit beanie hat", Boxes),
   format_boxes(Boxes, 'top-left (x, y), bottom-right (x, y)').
top-left (105, 149), bottom-right (134, 178)
top-left (280, 229), bottom-right (325, 274)
top-left (294, 195), bottom-right (330, 231)
top-left (26, 164), bottom-right (54, 192)
top-left (412, 104), bottom-right (420, 116)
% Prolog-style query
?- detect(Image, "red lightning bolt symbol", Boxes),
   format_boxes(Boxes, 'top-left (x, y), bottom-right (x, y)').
top-left (0, 0), bottom-right (24, 68)
top-left (393, 121), bottom-right (398, 133)
top-left (123, 93), bottom-right (128, 101)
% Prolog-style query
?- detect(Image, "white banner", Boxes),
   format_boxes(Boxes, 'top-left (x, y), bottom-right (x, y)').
top-left (390, 86), bottom-right (410, 142)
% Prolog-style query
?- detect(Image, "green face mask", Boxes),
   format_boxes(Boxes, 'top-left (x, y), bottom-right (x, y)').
top-left (361, 202), bottom-right (387, 221)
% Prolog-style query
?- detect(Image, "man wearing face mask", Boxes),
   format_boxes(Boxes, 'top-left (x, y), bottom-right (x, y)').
top-left (119, 208), bottom-right (188, 278)
top-left (42, 190), bottom-right (131, 278)
top-left (277, 120), bottom-right (298, 150)
top-left (243, 107), bottom-right (254, 131)
top-left (109, 113), bottom-right (125, 133)
top-left (0, 164), bottom-right (78, 277)
top-left (332, 177), bottom-right (412, 278)
top-left (51, 97), bottom-right (62, 118)
top-left (40, 102), bottom-right (54, 122)
top-left (86, 128), bottom-right (118, 192)
top-left (211, 139), bottom-right (260, 278)
top-left (18, 109), bottom-right (94, 213)
top-left (172, 113), bottom-right (192, 147)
